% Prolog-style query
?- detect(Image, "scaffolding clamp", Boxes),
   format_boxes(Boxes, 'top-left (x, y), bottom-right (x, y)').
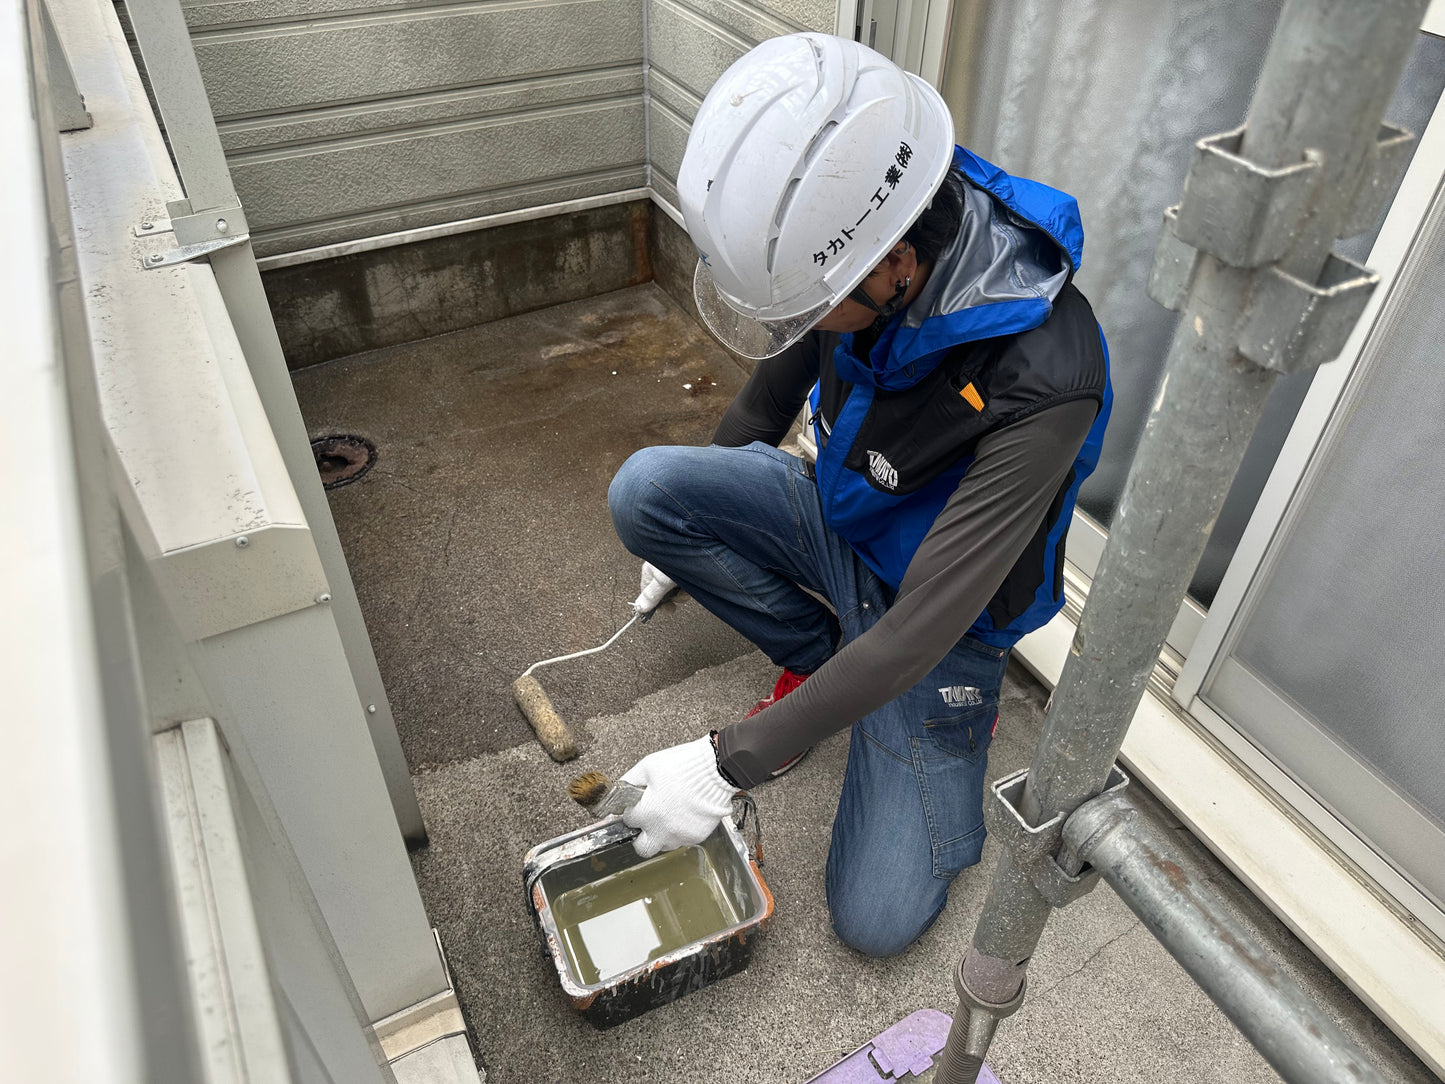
top-left (1174, 125), bottom-right (1322, 269)
top-left (137, 197), bottom-right (250, 269)
top-left (1338, 121), bottom-right (1415, 238)
top-left (1237, 253), bottom-right (1379, 374)
top-left (983, 765), bottom-right (1130, 909)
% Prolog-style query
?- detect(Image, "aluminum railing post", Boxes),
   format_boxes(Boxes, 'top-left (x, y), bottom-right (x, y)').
top-left (934, 1), bottom-right (1430, 1079)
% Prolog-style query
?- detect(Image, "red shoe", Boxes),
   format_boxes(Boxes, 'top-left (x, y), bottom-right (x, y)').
top-left (744, 668), bottom-right (812, 778)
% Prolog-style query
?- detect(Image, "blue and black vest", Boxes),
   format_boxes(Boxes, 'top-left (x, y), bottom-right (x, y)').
top-left (808, 148), bottom-right (1113, 648)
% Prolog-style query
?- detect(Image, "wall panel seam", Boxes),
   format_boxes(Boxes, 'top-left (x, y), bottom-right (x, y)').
top-left (209, 66), bottom-right (645, 124)
top-left (226, 96), bottom-right (645, 164)
top-left (650, 0), bottom-right (804, 42)
top-left (647, 66), bottom-right (702, 110)
top-left (649, 0), bottom-right (756, 52)
top-left (647, 90), bottom-right (694, 131)
top-left (188, 0), bottom-right (635, 37)
top-left (215, 63), bottom-right (644, 131)
top-left (249, 166), bottom-right (648, 243)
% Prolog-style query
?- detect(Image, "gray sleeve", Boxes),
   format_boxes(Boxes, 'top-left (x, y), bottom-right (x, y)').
top-left (716, 398), bottom-right (1098, 787)
top-left (712, 336), bottom-right (820, 448)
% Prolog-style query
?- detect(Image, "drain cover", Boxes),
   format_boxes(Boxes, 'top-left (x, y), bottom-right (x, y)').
top-left (311, 434), bottom-right (377, 489)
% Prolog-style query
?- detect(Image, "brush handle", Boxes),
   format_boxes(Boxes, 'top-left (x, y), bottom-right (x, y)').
top-left (594, 780), bottom-right (646, 818)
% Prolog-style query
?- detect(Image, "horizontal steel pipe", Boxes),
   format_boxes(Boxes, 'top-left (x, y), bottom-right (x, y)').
top-left (1063, 795), bottom-right (1385, 1084)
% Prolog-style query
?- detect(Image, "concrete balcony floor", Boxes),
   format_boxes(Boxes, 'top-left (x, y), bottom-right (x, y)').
top-left (293, 283), bottom-right (1435, 1084)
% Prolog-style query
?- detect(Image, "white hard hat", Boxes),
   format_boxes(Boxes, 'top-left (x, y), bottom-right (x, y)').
top-left (679, 33), bottom-right (954, 359)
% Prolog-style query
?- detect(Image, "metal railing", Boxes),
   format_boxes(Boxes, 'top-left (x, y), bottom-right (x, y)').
top-left (934, 2), bottom-right (1431, 1081)
top-left (6, 0), bottom-right (468, 1075)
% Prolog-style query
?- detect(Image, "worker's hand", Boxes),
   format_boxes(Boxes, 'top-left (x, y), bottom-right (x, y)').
top-left (620, 736), bottom-right (738, 857)
top-left (632, 561), bottom-right (679, 619)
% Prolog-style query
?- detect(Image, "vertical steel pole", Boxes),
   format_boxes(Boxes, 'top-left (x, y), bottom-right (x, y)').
top-left (934, 2), bottom-right (1429, 1080)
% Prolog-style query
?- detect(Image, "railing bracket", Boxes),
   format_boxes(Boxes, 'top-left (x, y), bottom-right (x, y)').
top-left (1238, 253), bottom-right (1379, 374)
top-left (138, 197), bottom-right (250, 269)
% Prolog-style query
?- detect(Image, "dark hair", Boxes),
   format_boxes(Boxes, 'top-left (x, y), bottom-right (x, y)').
top-left (902, 167), bottom-right (965, 267)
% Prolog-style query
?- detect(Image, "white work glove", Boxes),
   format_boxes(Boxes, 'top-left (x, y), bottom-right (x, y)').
top-left (621, 736), bottom-right (738, 858)
top-left (632, 561), bottom-right (678, 619)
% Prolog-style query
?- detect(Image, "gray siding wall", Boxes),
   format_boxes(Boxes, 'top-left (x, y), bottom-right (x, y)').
top-left (171, 0), bottom-right (833, 258)
top-left (646, 0), bottom-right (836, 210)
top-left (182, 0), bottom-right (647, 256)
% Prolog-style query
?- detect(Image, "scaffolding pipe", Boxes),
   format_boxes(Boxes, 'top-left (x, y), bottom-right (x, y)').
top-left (934, 1), bottom-right (1430, 1080)
top-left (1057, 795), bottom-right (1387, 1084)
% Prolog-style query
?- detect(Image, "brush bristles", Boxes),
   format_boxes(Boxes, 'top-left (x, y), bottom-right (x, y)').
top-left (567, 770), bottom-right (610, 807)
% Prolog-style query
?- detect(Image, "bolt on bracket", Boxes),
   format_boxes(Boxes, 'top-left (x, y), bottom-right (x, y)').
top-left (983, 764), bottom-right (1130, 909)
top-left (138, 197), bottom-right (251, 269)
top-left (1238, 252), bottom-right (1379, 374)
top-left (1173, 125), bottom-right (1321, 269)
top-left (1338, 121), bottom-right (1415, 238)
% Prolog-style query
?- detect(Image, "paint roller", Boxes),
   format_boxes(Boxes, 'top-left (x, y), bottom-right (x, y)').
top-left (511, 614), bottom-right (639, 761)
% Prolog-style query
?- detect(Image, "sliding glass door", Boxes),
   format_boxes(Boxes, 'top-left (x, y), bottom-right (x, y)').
top-left (1174, 73), bottom-right (1445, 939)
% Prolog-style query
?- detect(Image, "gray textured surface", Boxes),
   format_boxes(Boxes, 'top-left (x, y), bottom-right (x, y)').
top-left (231, 100), bottom-right (645, 230)
top-left (646, 0), bottom-right (752, 102)
top-left (217, 69), bottom-right (645, 154)
top-left (646, 96), bottom-right (692, 189)
top-left (410, 653), bottom-right (1431, 1084)
top-left (192, 0), bottom-right (643, 117)
top-left (291, 285), bottom-right (1432, 1082)
top-left (291, 284), bottom-right (756, 767)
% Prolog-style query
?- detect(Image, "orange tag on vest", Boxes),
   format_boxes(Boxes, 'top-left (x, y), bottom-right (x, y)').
top-left (959, 382), bottom-right (985, 411)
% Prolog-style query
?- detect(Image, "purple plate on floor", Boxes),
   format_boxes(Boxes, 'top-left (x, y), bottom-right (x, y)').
top-left (804, 1008), bottom-right (1002, 1082)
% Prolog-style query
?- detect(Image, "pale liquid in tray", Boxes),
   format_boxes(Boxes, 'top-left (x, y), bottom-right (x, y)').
top-left (550, 845), bottom-right (742, 985)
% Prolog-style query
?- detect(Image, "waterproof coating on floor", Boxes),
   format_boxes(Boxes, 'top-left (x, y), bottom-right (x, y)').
top-left (804, 1009), bottom-right (1001, 1083)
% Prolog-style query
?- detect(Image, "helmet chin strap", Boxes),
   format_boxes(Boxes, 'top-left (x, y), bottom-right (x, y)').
top-left (847, 276), bottom-right (911, 331)
top-left (846, 242), bottom-right (913, 332)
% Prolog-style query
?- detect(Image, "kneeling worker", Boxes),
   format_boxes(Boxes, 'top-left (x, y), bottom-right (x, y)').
top-left (608, 32), bottom-right (1112, 957)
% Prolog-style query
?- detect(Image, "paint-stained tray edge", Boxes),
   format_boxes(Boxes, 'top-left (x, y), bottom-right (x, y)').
top-left (523, 816), bottom-right (773, 1003)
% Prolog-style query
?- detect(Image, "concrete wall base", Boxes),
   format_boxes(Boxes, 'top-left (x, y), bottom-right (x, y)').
top-left (262, 201), bottom-right (652, 370)
top-left (647, 200), bottom-right (755, 374)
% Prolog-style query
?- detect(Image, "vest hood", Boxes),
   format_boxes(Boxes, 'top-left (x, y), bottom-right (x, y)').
top-left (832, 147), bottom-right (1084, 391)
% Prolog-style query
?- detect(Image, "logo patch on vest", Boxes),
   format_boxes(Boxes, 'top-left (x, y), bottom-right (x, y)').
top-left (867, 449), bottom-right (898, 490)
top-left (939, 685), bottom-right (983, 708)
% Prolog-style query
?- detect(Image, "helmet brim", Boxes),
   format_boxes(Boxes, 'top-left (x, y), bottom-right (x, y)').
top-left (693, 260), bottom-right (836, 360)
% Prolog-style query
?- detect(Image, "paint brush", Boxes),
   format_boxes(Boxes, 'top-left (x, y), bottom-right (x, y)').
top-left (568, 770), bottom-right (645, 817)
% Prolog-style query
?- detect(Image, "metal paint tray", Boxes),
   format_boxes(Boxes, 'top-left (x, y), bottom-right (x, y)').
top-left (523, 816), bottom-right (773, 1028)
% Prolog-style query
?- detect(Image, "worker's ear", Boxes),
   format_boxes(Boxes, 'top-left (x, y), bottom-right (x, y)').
top-left (879, 241), bottom-right (919, 285)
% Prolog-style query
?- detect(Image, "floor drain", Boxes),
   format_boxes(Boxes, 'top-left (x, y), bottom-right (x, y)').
top-left (311, 434), bottom-right (377, 489)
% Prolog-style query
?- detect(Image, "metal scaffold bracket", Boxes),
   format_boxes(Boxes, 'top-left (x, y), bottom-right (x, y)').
top-left (1173, 125), bottom-right (1321, 269)
top-left (137, 198), bottom-right (250, 269)
top-left (1339, 121), bottom-right (1416, 237)
top-left (1237, 254), bottom-right (1380, 373)
top-left (983, 765), bottom-right (1129, 909)
top-left (1146, 205), bottom-right (1201, 311)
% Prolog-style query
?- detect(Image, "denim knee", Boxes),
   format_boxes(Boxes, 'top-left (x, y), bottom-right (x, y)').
top-left (828, 891), bottom-right (944, 959)
top-left (608, 446), bottom-right (671, 555)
